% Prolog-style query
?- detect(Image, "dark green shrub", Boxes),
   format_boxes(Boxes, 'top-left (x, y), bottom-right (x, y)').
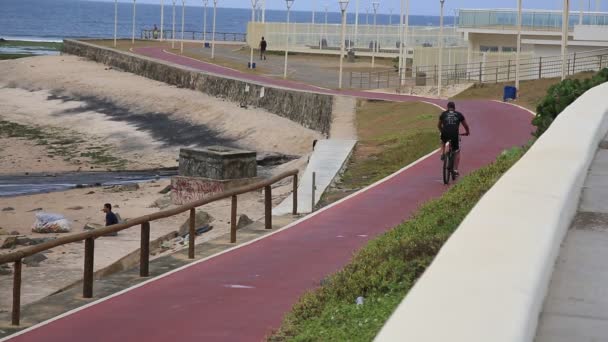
top-left (533, 68), bottom-right (608, 137)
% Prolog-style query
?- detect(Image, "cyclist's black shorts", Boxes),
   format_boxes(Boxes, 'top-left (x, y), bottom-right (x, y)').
top-left (441, 132), bottom-right (460, 152)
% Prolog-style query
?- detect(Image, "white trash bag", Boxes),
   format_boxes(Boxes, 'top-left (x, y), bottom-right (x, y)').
top-left (32, 212), bottom-right (72, 234)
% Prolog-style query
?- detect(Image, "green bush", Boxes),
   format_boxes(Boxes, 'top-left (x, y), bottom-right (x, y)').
top-left (533, 68), bottom-right (608, 136)
top-left (268, 145), bottom-right (528, 342)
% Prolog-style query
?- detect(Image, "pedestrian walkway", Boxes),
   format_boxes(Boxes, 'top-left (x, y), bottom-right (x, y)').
top-left (535, 134), bottom-right (608, 342)
top-left (273, 139), bottom-right (357, 215)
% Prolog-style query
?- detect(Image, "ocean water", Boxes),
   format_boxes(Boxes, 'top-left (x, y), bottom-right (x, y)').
top-left (0, 0), bottom-right (455, 42)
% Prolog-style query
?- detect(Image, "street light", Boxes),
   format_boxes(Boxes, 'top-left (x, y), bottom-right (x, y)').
top-left (338, 0), bottom-right (350, 88)
top-left (180, 0), bottom-right (185, 54)
top-left (515, 0), bottom-right (522, 90)
top-left (438, 0), bottom-right (445, 98)
top-left (321, 3), bottom-right (329, 50)
top-left (354, 0), bottom-right (359, 49)
top-left (371, 1), bottom-right (380, 69)
top-left (211, 0), bottom-right (218, 58)
top-left (114, 0), bottom-right (118, 47)
top-left (131, 0), bottom-right (136, 44)
top-left (400, 0), bottom-right (410, 87)
top-left (366, 7), bottom-right (369, 25)
top-left (203, 0), bottom-right (208, 46)
top-left (389, 8), bottom-right (393, 25)
top-left (160, 0), bottom-right (165, 40)
top-left (250, 0), bottom-right (259, 69)
top-left (172, 0), bottom-right (176, 49)
top-left (284, 0), bottom-right (295, 79)
top-left (261, 0), bottom-right (266, 22)
top-left (561, 0), bottom-right (570, 80)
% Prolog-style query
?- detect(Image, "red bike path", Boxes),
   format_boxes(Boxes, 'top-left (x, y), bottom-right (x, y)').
top-left (6, 47), bottom-right (534, 342)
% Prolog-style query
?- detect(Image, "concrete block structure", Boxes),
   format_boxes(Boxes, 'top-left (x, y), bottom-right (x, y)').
top-left (172, 147), bottom-right (259, 205)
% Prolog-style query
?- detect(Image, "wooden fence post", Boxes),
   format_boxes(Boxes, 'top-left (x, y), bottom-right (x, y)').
top-left (292, 174), bottom-right (298, 215)
top-left (265, 186), bottom-right (272, 229)
top-left (12, 260), bottom-right (21, 326)
top-left (231, 195), bottom-right (237, 243)
top-left (140, 222), bottom-right (150, 277)
top-left (83, 238), bottom-right (94, 298)
top-left (538, 57), bottom-right (543, 79)
top-left (188, 209), bottom-right (195, 259)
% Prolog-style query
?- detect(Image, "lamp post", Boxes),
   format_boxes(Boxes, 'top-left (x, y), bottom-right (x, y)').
top-left (402, 0), bottom-right (410, 86)
top-left (180, 0), bottom-right (185, 54)
top-left (312, 0), bottom-right (316, 23)
top-left (366, 7), bottom-right (369, 25)
top-left (261, 0), bottom-right (266, 22)
top-left (160, 0), bottom-right (165, 40)
top-left (338, 0), bottom-right (350, 88)
top-left (250, 0), bottom-right (259, 68)
top-left (114, 0), bottom-right (118, 47)
top-left (354, 0), bottom-right (359, 49)
top-left (398, 0), bottom-right (404, 83)
top-left (203, 0), bottom-right (208, 45)
top-left (516, 0), bottom-right (522, 90)
top-left (561, 0), bottom-right (570, 80)
top-left (438, 0), bottom-right (445, 98)
top-left (284, 0), bottom-right (295, 79)
top-left (211, 0), bottom-right (218, 58)
top-left (131, 0), bottom-right (136, 44)
top-left (389, 8), bottom-right (393, 25)
top-left (321, 3), bottom-right (329, 50)
top-left (172, 0), bottom-right (176, 49)
top-left (371, 1), bottom-right (380, 69)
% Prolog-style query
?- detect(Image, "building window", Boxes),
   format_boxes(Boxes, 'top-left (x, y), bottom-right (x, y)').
top-left (502, 46), bottom-right (517, 52)
top-left (480, 45), bottom-right (499, 52)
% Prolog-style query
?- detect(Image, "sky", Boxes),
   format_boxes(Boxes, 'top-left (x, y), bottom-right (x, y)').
top-left (95, 0), bottom-right (607, 16)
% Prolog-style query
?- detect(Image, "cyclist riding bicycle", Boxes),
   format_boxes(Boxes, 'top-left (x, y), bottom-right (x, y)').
top-left (438, 101), bottom-right (470, 178)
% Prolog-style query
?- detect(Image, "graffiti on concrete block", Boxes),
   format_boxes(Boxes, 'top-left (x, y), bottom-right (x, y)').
top-left (171, 178), bottom-right (225, 205)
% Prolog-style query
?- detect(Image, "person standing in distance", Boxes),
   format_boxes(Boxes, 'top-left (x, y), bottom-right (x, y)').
top-left (438, 101), bottom-right (470, 178)
top-left (259, 37), bottom-right (267, 60)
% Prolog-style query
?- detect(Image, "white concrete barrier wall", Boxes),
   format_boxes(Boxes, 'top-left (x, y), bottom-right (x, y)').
top-left (375, 83), bottom-right (608, 342)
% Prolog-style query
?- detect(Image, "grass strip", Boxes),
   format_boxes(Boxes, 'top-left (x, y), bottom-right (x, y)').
top-left (269, 145), bottom-right (528, 341)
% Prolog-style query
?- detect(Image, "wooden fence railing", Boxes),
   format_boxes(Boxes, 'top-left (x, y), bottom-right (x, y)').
top-left (0, 170), bottom-right (298, 326)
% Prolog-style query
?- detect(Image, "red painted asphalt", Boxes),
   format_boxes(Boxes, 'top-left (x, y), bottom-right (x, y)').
top-left (7, 48), bottom-right (534, 342)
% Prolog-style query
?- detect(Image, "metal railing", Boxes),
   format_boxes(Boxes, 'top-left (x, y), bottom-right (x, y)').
top-left (141, 29), bottom-right (246, 42)
top-left (0, 170), bottom-right (298, 326)
top-left (349, 69), bottom-right (401, 89)
top-left (349, 48), bottom-right (608, 89)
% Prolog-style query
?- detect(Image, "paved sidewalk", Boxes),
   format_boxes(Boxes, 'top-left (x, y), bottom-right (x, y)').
top-left (273, 139), bottom-right (357, 215)
top-left (536, 134), bottom-right (608, 342)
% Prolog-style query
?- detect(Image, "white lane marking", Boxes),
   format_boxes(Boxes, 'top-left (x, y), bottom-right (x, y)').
top-left (224, 285), bottom-right (255, 289)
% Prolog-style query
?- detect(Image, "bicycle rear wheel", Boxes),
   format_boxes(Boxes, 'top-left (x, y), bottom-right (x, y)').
top-left (442, 154), bottom-right (450, 185)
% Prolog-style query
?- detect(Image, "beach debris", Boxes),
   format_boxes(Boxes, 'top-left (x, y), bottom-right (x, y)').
top-left (23, 253), bottom-right (48, 267)
top-left (0, 228), bottom-right (7, 236)
top-left (32, 212), bottom-right (71, 234)
top-left (256, 152), bottom-right (298, 166)
top-left (105, 183), bottom-right (140, 192)
top-left (178, 211), bottom-right (214, 236)
top-left (151, 194), bottom-right (172, 210)
top-left (356, 297), bottom-right (365, 305)
top-left (11, 237), bottom-right (55, 247)
top-left (86, 191), bottom-right (95, 195)
top-left (1, 237), bottom-right (17, 249)
top-left (2, 207), bottom-right (15, 212)
top-left (67, 206), bottom-right (84, 210)
top-left (0, 264), bottom-right (12, 276)
top-left (237, 214), bottom-right (254, 230)
top-left (27, 208), bottom-right (43, 212)
top-left (10, 231), bottom-right (19, 235)
top-left (159, 185), bottom-right (172, 194)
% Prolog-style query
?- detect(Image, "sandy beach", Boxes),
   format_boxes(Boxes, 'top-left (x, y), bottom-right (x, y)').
top-left (0, 55), bottom-right (317, 310)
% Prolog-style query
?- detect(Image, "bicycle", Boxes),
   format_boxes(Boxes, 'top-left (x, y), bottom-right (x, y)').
top-left (442, 134), bottom-right (466, 185)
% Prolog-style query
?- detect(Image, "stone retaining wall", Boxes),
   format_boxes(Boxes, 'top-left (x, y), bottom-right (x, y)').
top-left (62, 39), bottom-right (333, 135)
